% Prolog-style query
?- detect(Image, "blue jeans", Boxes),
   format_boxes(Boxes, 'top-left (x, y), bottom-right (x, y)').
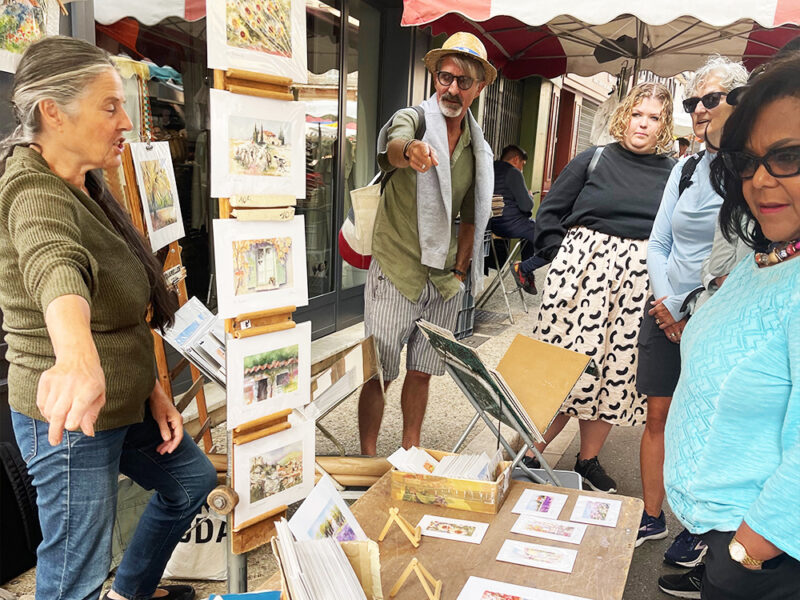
top-left (11, 407), bottom-right (217, 600)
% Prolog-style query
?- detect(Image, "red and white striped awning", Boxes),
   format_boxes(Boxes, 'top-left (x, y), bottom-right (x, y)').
top-left (94, 0), bottom-right (206, 25)
top-left (402, 0), bottom-right (800, 78)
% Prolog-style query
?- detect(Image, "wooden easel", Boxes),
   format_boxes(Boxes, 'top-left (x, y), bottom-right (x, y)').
top-left (378, 507), bottom-right (421, 548)
top-left (389, 557), bottom-right (442, 600)
top-left (212, 67), bottom-right (300, 591)
top-left (116, 144), bottom-right (213, 452)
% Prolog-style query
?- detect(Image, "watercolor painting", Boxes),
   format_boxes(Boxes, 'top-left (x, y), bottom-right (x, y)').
top-left (249, 439), bottom-right (303, 502)
top-left (306, 498), bottom-right (358, 541)
top-left (457, 576), bottom-right (591, 600)
top-left (209, 89), bottom-right (306, 198)
top-left (140, 158), bottom-right (178, 230)
top-left (207, 0), bottom-right (307, 83)
top-left (214, 218), bottom-right (308, 318)
top-left (226, 323), bottom-right (311, 430)
top-left (228, 116), bottom-right (293, 177)
top-left (226, 0), bottom-right (292, 58)
top-left (0, 0), bottom-right (56, 73)
top-left (288, 474), bottom-right (367, 542)
top-left (511, 489), bottom-right (568, 519)
top-left (233, 417), bottom-right (314, 531)
top-left (243, 343), bottom-right (299, 404)
top-left (130, 142), bottom-right (185, 251)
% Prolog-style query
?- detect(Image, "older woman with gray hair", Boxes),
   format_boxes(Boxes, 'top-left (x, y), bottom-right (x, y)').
top-left (0, 37), bottom-right (215, 600)
top-left (635, 56), bottom-right (749, 565)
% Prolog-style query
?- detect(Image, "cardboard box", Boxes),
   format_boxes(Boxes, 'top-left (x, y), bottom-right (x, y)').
top-left (390, 449), bottom-right (512, 514)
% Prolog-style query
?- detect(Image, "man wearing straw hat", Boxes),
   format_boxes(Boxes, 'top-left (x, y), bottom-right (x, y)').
top-left (358, 32), bottom-right (496, 455)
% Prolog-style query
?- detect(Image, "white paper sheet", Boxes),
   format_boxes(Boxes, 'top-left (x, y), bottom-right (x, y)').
top-left (209, 89), bottom-right (306, 198)
top-left (288, 474), bottom-right (367, 542)
top-left (496, 539), bottom-right (578, 574)
top-left (226, 321), bottom-right (311, 429)
top-left (511, 489), bottom-right (569, 520)
top-left (457, 576), bottom-right (591, 600)
top-left (213, 217), bottom-right (308, 317)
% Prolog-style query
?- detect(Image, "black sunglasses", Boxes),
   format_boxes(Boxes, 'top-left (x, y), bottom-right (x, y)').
top-left (436, 70), bottom-right (475, 91)
top-left (682, 91), bottom-right (727, 113)
top-left (721, 145), bottom-right (800, 179)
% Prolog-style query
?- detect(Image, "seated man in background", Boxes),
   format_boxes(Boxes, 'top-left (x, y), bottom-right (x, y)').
top-left (490, 144), bottom-right (537, 293)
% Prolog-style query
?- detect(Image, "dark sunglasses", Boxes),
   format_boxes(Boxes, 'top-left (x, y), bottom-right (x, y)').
top-left (436, 70), bottom-right (475, 91)
top-left (682, 91), bottom-right (727, 113)
top-left (721, 145), bottom-right (800, 179)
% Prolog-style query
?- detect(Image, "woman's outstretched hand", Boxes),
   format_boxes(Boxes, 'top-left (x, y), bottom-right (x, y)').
top-left (149, 380), bottom-right (184, 455)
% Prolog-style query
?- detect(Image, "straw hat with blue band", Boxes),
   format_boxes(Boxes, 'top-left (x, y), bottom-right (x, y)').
top-left (423, 32), bottom-right (498, 86)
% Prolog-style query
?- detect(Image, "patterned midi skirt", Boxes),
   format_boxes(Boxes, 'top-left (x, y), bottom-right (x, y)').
top-left (532, 226), bottom-right (649, 426)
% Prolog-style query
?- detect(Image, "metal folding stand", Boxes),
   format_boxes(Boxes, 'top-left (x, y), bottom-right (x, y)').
top-left (476, 238), bottom-right (528, 323)
top-left (444, 360), bottom-right (562, 487)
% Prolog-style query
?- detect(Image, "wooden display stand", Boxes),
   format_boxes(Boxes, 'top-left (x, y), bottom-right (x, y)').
top-left (389, 558), bottom-right (441, 600)
top-left (212, 67), bottom-right (301, 591)
top-left (378, 507), bottom-right (421, 548)
top-left (116, 144), bottom-right (213, 452)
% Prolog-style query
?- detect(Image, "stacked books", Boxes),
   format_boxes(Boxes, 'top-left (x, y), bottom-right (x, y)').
top-left (160, 297), bottom-right (226, 386)
top-left (273, 519), bottom-right (367, 600)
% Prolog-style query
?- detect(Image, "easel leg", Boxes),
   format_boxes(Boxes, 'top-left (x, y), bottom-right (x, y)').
top-left (451, 412), bottom-right (481, 453)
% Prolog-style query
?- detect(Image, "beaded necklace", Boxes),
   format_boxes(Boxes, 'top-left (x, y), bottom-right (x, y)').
top-left (755, 239), bottom-right (800, 267)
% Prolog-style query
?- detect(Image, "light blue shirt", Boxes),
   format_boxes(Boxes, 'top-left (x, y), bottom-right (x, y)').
top-left (647, 152), bottom-right (722, 320)
top-left (664, 254), bottom-right (800, 560)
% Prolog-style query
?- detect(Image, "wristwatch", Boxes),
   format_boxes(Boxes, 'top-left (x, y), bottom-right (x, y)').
top-left (729, 537), bottom-right (764, 569)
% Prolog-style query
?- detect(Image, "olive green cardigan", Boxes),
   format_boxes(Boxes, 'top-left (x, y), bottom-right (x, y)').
top-left (0, 146), bottom-right (156, 430)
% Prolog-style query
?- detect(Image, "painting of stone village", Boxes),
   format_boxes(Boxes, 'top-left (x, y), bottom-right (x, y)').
top-left (242, 343), bottom-right (299, 404)
top-left (228, 115), bottom-right (292, 177)
top-left (231, 236), bottom-right (293, 296)
top-left (226, 0), bottom-right (292, 58)
top-left (249, 439), bottom-right (303, 503)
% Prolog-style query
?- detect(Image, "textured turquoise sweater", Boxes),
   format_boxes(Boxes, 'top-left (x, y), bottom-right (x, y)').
top-left (665, 251), bottom-right (800, 560)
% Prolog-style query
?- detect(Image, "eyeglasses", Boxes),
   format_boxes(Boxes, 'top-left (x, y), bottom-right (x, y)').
top-left (721, 146), bottom-right (800, 179)
top-left (436, 71), bottom-right (475, 91)
top-left (682, 91), bottom-right (728, 113)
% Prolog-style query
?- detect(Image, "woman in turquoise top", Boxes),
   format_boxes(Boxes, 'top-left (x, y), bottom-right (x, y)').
top-left (663, 55), bottom-right (800, 599)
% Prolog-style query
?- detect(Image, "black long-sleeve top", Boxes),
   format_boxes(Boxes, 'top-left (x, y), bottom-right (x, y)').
top-left (533, 142), bottom-right (676, 263)
top-left (493, 160), bottom-right (533, 218)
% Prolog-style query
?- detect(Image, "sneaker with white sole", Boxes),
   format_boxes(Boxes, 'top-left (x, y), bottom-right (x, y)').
top-left (664, 528), bottom-right (708, 567)
top-left (574, 454), bottom-right (617, 493)
top-left (657, 563), bottom-right (704, 599)
top-left (636, 510), bottom-right (668, 547)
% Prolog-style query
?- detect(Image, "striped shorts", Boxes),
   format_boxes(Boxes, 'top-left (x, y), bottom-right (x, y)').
top-left (364, 260), bottom-right (463, 381)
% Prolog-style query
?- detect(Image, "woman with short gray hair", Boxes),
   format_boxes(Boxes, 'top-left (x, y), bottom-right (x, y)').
top-left (0, 36), bottom-right (215, 600)
top-left (635, 56), bottom-right (748, 572)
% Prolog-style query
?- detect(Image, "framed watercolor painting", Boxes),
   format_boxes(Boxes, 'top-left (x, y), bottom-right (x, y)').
top-left (213, 217), bottom-right (308, 317)
top-left (129, 141), bottom-right (186, 251)
top-left (226, 321), bottom-right (311, 430)
top-left (0, 0), bottom-right (59, 74)
top-left (232, 415), bottom-right (314, 531)
top-left (209, 89), bottom-right (306, 199)
top-left (206, 0), bottom-right (308, 83)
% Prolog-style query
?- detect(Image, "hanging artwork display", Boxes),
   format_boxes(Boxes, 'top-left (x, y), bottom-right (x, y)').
top-left (209, 89), bottom-right (306, 199)
top-left (213, 217), bottom-right (308, 317)
top-left (129, 142), bottom-right (186, 251)
top-left (206, 0), bottom-right (308, 83)
top-left (226, 321), bottom-right (311, 430)
top-left (0, 0), bottom-right (59, 74)
top-left (232, 415), bottom-right (314, 531)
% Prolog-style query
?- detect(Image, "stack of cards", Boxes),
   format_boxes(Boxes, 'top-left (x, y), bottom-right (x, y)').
top-left (273, 519), bottom-right (367, 600)
top-left (386, 446), bottom-right (439, 474)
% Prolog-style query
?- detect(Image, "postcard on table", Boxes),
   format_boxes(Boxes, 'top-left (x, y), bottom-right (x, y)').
top-left (496, 540), bottom-right (577, 574)
top-left (288, 474), bottom-right (367, 542)
top-left (209, 89), bottom-right (306, 198)
top-left (511, 514), bottom-right (587, 545)
top-left (226, 322), bottom-right (311, 429)
top-left (213, 217), bottom-right (308, 317)
top-left (569, 495), bottom-right (622, 528)
top-left (232, 415), bottom-right (314, 531)
top-left (130, 141), bottom-right (186, 251)
top-left (511, 489), bottom-right (569, 520)
top-left (416, 515), bottom-right (489, 545)
top-left (206, 0), bottom-right (308, 83)
top-left (457, 576), bottom-right (591, 600)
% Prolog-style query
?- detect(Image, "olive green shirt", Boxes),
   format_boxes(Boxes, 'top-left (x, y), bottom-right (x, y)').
top-left (373, 108), bottom-right (475, 302)
top-left (0, 147), bottom-right (156, 430)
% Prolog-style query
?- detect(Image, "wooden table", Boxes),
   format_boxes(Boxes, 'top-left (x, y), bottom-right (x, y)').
top-left (262, 472), bottom-right (643, 600)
